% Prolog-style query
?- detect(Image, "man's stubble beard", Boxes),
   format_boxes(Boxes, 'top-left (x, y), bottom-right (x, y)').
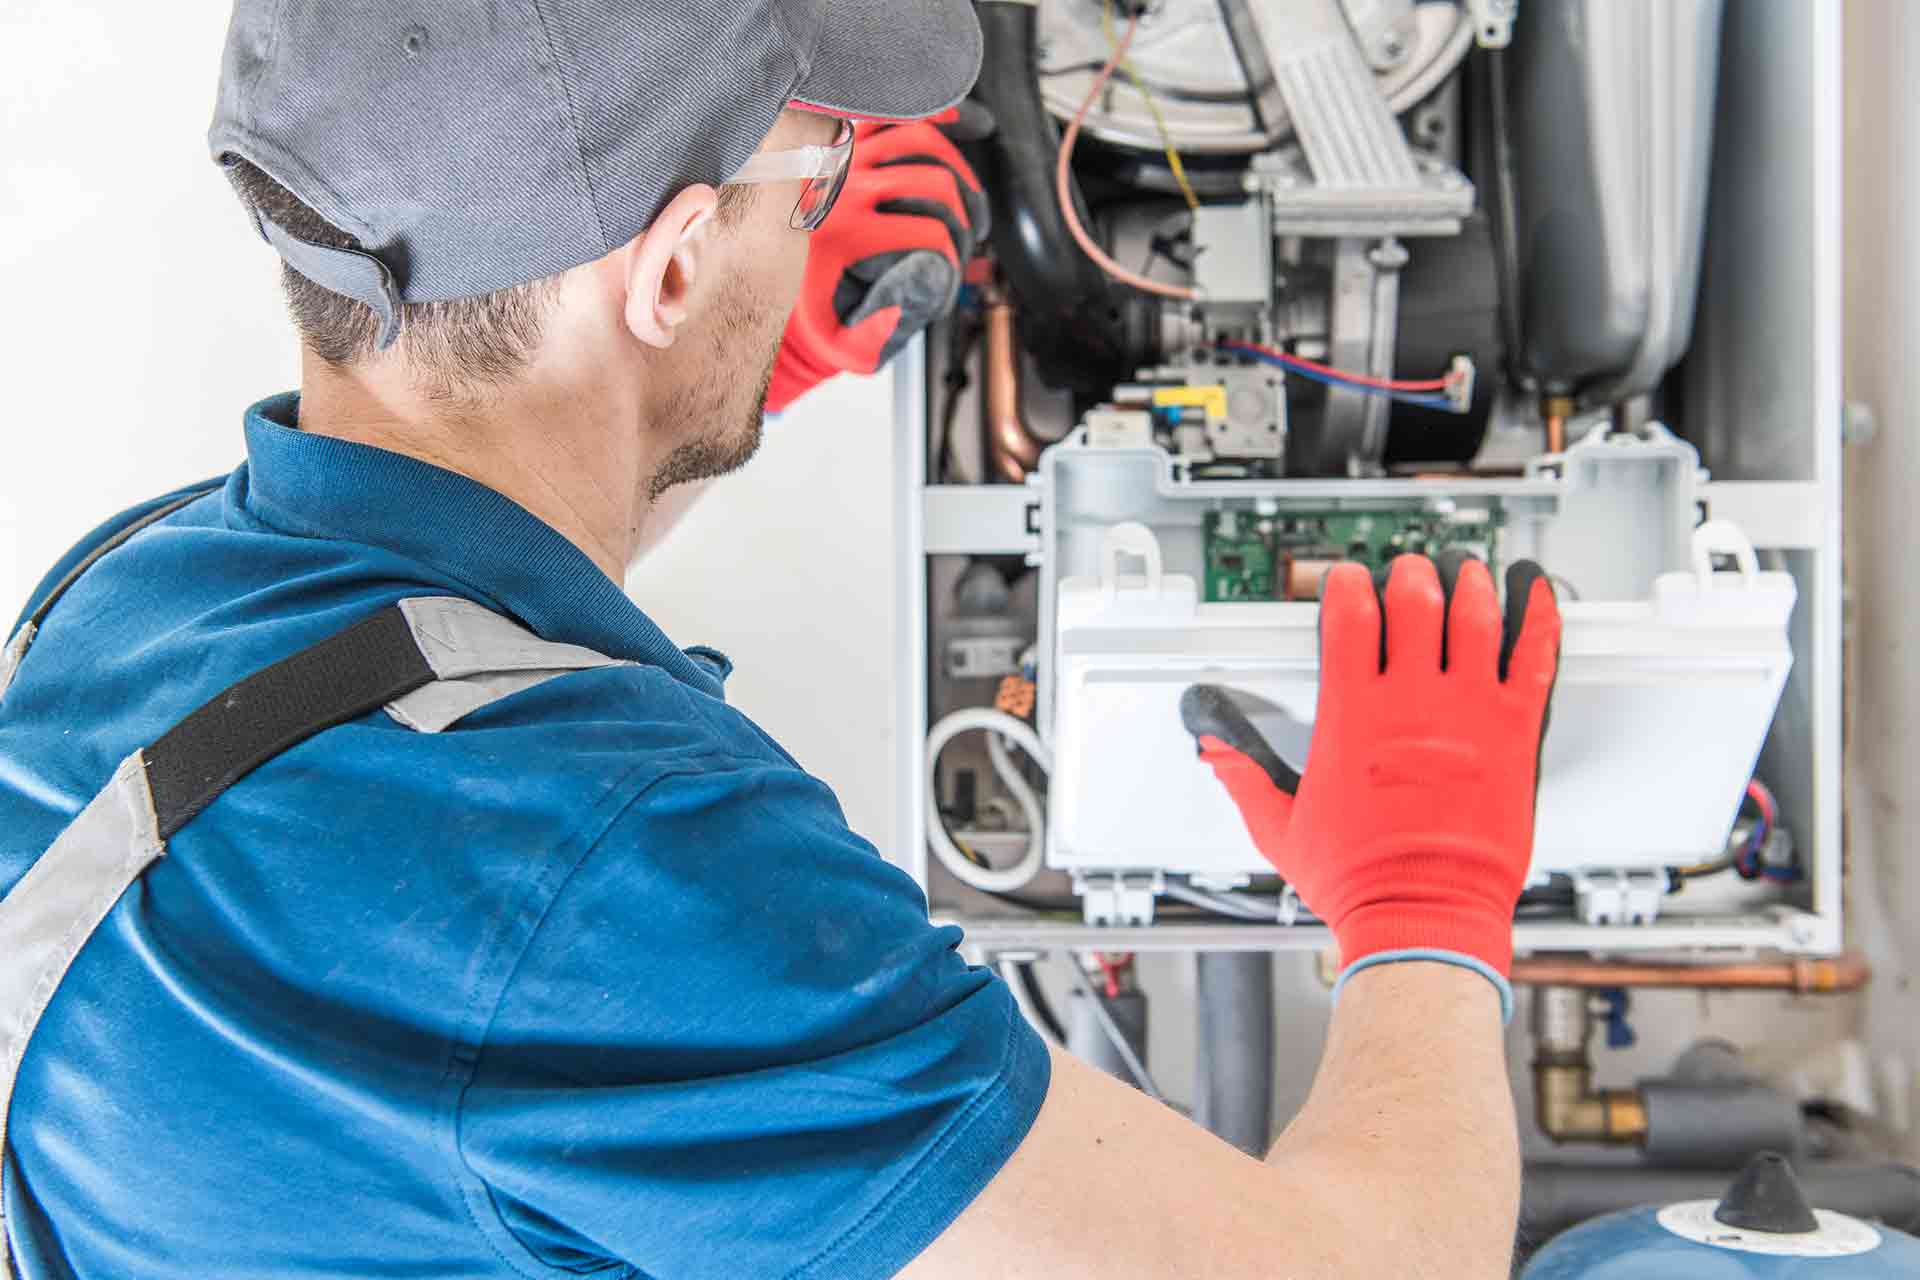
top-left (645, 277), bottom-right (782, 504)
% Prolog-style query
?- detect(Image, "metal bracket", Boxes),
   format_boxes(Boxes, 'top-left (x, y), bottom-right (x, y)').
top-left (1231, 0), bottom-right (1474, 237)
top-left (1464, 0), bottom-right (1517, 50)
top-left (1572, 869), bottom-right (1667, 927)
top-left (923, 483), bottom-right (1044, 556)
top-left (1319, 236), bottom-right (1410, 475)
top-left (1338, 0), bottom-right (1418, 71)
top-left (1075, 870), bottom-right (1166, 927)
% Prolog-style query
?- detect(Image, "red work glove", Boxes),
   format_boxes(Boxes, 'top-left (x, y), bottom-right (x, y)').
top-left (1179, 552), bottom-right (1560, 1019)
top-left (765, 110), bottom-right (990, 415)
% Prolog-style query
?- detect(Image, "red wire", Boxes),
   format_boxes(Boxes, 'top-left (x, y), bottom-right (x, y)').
top-left (1095, 953), bottom-right (1124, 999)
top-left (1055, 14), bottom-right (1200, 301)
top-left (1746, 779), bottom-right (1777, 828)
top-left (1224, 339), bottom-right (1460, 393)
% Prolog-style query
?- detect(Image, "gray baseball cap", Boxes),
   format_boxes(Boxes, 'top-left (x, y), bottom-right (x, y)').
top-left (209, 0), bottom-right (982, 348)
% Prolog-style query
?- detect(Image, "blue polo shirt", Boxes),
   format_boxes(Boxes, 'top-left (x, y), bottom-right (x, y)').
top-left (0, 393), bottom-right (1048, 1280)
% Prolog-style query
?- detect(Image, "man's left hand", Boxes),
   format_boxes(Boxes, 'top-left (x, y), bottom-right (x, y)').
top-left (765, 112), bottom-right (989, 415)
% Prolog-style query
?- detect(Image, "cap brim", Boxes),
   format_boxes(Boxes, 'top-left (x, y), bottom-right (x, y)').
top-left (791, 0), bottom-right (983, 121)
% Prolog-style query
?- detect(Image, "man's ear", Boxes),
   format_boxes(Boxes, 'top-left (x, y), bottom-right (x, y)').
top-left (623, 185), bottom-right (721, 349)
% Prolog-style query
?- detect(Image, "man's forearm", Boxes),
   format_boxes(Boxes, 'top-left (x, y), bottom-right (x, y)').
top-left (1265, 961), bottom-right (1519, 1276)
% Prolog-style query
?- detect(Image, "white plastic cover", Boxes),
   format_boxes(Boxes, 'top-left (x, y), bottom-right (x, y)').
top-left (1048, 524), bottom-right (1796, 879)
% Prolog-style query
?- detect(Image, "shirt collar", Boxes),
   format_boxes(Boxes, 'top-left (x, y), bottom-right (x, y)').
top-left (237, 392), bottom-right (725, 699)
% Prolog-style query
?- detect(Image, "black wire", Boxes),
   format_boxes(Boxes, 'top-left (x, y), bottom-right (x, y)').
top-left (1480, 46), bottom-right (1529, 389)
top-left (1037, 59), bottom-right (1112, 79)
top-left (1012, 961), bottom-right (1069, 1042)
top-left (1516, 875), bottom-right (1577, 909)
top-left (1668, 855), bottom-right (1741, 885)
top-left (1138, 216), bottom-right (1195, 278)
top-left (978, 889), bottom-right (1083, 913)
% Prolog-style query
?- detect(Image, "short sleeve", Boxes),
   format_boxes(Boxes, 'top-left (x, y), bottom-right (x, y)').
top-left (458, 757), bottom-right (1051, 1280)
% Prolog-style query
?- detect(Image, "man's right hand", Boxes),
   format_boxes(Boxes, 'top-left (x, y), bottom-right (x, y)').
top-left (1180, 552), bottom-right (1561, 1002)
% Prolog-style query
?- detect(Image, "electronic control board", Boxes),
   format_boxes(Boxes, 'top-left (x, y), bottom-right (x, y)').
top-left (1202, 507), bottom-right (1502, 603)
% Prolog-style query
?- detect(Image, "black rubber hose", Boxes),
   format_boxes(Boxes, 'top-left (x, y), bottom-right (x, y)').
top-left (1012, 960), bottom-right (1068, 1043)
top-left (971, 1), bottom-right (1135, 393)
top-left (1478, 46), bottom-right (1529, 390)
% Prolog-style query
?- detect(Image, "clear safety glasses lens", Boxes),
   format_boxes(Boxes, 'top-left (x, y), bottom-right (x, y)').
top-left (723, 118), bottom-right (856, 232)
top-left (791, 139), bottom-right (853, 231)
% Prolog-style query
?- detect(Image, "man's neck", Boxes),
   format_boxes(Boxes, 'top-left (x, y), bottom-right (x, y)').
top-left (296, 351), bottom-right (655, 583)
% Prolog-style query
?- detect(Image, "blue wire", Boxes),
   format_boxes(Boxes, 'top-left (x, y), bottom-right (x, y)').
top-left (1737, 801), bottom-right (1801, 882)
top-left (1737, 808), bottom-right (1768, 879)
top-left (1221, 344), bottom-right (1456, 410)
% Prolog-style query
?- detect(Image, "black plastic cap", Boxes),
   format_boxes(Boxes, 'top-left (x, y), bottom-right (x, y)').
top-left (1714, 1152), bottom-right (1821, 1234)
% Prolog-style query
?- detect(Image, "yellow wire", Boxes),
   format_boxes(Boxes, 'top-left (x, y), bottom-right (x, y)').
top-left (1102, 2), bottom-right (1202, 211)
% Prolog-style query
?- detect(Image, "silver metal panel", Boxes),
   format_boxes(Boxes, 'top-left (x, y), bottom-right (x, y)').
top-left (893, 338), bottom-right (931, 887)
top-left (1511, 0), bottom-right (1726, 403)
top-left (1036, 1), bottom-right (1476, 157)
top-left (922, 485), bottom-right (1040, 556)
top-left (1684, 0), bottom-right (1845, 958)
top-left (1261, 0), bottom-right (1420, 188)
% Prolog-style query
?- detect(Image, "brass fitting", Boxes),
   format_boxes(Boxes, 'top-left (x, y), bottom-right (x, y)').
top-left (1530, 986), bottom-right (1649, 1146)
top-left (1534, 1061), bottom-right (1649, 1144)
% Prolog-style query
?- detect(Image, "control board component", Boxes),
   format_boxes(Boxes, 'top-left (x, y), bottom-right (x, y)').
top-left (1202, 504), bottom-right (1501, 603)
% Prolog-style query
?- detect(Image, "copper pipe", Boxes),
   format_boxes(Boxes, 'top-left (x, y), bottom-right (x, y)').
top-left (1511, 953), bottom-right (1871, 995)
top-left (1542, 393), bottom-right (1574, 455)
top-left (985, 297), bottom-right (1044, 483)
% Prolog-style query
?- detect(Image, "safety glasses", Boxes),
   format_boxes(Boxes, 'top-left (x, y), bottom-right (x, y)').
top-left (722, 117), bottom-right (856, 231)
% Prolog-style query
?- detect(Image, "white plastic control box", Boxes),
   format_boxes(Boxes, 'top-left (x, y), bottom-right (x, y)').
top-left (1049, 519), bottom-right (1796, 883)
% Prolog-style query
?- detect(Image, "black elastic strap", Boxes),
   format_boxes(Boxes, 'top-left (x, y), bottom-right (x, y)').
top-left (145, 606), bottom-right (436, 840)
top-left (21, 487), bottom-right (220, 635)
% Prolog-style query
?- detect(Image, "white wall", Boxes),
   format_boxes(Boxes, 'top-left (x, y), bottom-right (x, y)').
top-left (0, 2), bottom-right (900, 848)
top-left (1, 3), bottom-right (295, 612)
top-left (625, 381), bottom-right (900, 845)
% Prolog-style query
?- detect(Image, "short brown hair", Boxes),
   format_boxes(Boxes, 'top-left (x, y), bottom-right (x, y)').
top-left (222, 160), bottom-right (757, 396)
top-left (223, 158), bottom-right (564, 395)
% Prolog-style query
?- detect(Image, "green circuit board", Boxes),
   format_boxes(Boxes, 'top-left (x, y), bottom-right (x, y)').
top-left (1203, 506), bottom-right (1502, 602)
top-left (1203, 512), bottom-right (1277, 600)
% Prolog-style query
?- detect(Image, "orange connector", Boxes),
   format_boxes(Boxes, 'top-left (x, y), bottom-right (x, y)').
top-left (995, 674), bottom-right (1036, 719)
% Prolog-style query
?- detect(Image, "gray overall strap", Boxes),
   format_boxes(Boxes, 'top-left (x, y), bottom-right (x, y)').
top-left (0, 596), bottom-right (626, 1277)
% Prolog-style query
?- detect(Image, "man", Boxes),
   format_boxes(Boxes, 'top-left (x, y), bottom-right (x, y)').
top-left (0, 2), bottom-right (1559, 1277)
